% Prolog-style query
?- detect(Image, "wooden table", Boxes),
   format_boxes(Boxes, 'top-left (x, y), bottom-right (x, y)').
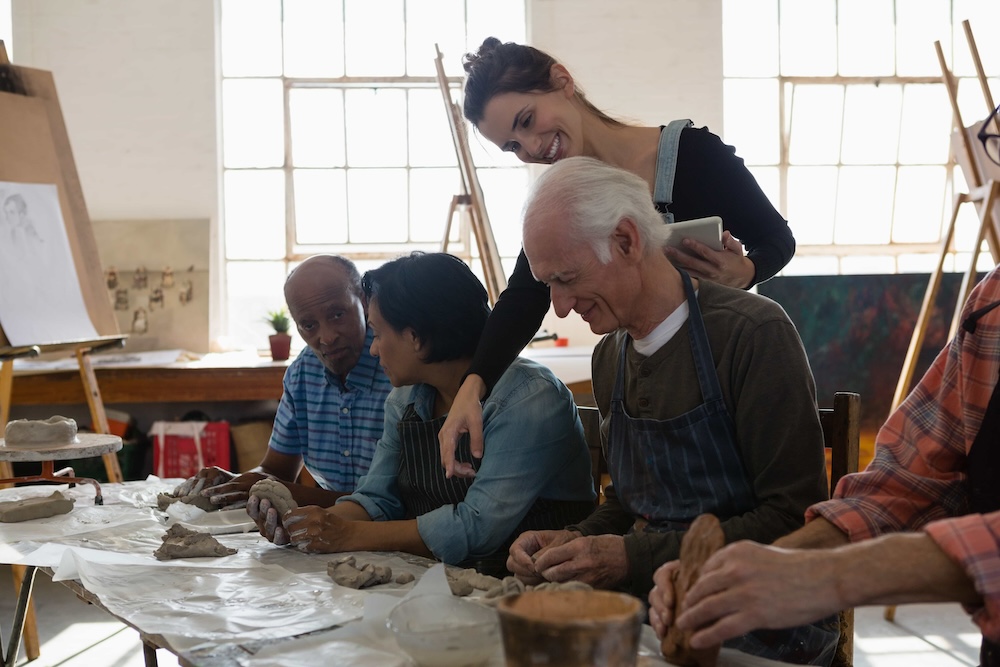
top-left (10, 361), bottom-right (289, 406)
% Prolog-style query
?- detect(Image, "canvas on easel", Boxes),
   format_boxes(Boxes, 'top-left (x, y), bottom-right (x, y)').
top-left (434, 44), bottom-right (507, 305)
top-left (0, 41), bottom-right (125, 479)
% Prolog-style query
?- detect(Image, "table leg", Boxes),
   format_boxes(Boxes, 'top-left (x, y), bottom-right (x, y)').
top-left (2, 565), bottom-right (37, 667)
top-left (142, 639), bottom-right (159, 667)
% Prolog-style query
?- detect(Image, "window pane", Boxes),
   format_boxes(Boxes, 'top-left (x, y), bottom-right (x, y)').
top-left (409, 168), bottom-right (460, 242)
top-left (283, 0), bottom-right (344, 77)
top-left (788, 166), bottom-right (838, 245)
top-left (722, 0), bottom-right (778, 77)
top-left (834, 166), bottom-right (895, 244)
top-left (838, 0), bottom-right (894, 75)
top-left (898, 84), bottom-right (952, 164)
top-left (840, 255), bottom-right (896, 274)
top-left (841, 84), bottom-right (902, 164)
top-left (225, 170), bottom-right (286, 259)
top-left (891, 166), bottom-right (947, 244)
top-left (227, 261), bottom-right (287, 350)
top-left (781, 255), bottom-right (839, 276)
top-left (221, 0), bottom-right (282, 77)
top-left (478, 168), bottom-right (530, 257)
top-left (222, 79), bottom-right (284, 168)
top-left (294, 169), bottom-right (348, 244)
top-left (465, 3), bottom-right (526, 78)
top-left (779, 0), bottom-right (836, 75)
top-left (896, 0), bottom-right (951, 76)
top-left (723, 79), bottom-right (779, 164)
top-left (409, 89), bottom-right (459, 167)
top-left (344, 0), bottom-right (404, 76)
top-left (896, 253), bottom-right (942, 273)
top-left (405, 0), bottom-right (466, 77)
top-left (788, 85), bottom-right (844, 165)
top-left (347, 169), bottom-right (408, 242)
top-left (290, 89), bottom-right (346, 167)
top-left (345, 89), bottom-right (408, 167)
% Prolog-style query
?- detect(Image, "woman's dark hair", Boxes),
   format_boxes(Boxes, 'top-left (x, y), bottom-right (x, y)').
top-left (361, 252), bottom-right (490, 363)
top-left (462, 37), bottom-right (622, 128)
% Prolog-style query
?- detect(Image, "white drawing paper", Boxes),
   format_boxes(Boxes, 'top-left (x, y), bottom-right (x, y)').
top-left (0, 181), bottom-right (99, 345)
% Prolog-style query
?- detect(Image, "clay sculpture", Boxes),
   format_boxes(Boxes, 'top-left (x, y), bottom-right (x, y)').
top-left (249, 479), bottom-right (297, 516)
top-left (661, 514), bottom-right (726, 667)
top-left (153, 524), bottom-right (237, 560)
top-left (327, 555), bottom-right (395, 589)
top-left (156, 492), bottom-right (216, 512)
top-left (0, 491), bottom-right (75, 523)
top-left (4, 416), bottom-right (78, 448)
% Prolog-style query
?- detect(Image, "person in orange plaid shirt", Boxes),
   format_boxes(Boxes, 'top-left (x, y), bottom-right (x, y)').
top-left (648, 264), bottom-right (1000, 667)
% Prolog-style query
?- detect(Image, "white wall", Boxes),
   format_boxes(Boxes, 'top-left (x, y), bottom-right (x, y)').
top-left (9, 0), bottom-right (723, 352)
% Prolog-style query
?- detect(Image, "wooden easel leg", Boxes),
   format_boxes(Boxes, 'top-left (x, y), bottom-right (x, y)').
top-left (10, 564), bottom-right (41, 661)
top-left (76, 349), bottom-right (123, 483)
top-left (890, 196), bottom-right (961, 409)
top-left (950, 183), bottom-right (1000, 337)
top-left (0, 359), bottom-right (13, 482)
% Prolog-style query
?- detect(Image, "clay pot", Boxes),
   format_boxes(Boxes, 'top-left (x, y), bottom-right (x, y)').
top-left (268, 333), bottom-right (292, 361)
top-left (497, 589), bottom-right (643, 667)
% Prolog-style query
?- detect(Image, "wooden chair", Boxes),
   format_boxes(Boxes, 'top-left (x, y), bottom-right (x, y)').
top-left (577, 405), bottom-right (606, 507)
top-left (820, 392), bottom-right (861, 667)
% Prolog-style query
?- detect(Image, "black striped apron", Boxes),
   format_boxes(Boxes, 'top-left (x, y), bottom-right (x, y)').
top-left (395, 406), bottom-right (592, 577)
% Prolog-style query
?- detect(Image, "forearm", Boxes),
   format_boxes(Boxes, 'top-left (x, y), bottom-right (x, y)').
top-left (832, 532), bottom-right (979, 608)
top-left (346, 518), bottom-right (434, 559)
top-left (774, 517), bottom-right (850, 549)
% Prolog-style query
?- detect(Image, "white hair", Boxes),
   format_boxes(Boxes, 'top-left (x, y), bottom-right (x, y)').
top-left (522, 157), bottom-right (668, 264)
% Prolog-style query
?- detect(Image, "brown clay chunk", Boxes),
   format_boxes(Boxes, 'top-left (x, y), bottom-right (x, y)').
top-left (153, 524), bottom-right (237, 560)
top-left (661, 514), bottom-right (725, 667)
top-left (4, 416), bottom-right (78, 447)
top-left (0, 491), bottom-right (74, 523)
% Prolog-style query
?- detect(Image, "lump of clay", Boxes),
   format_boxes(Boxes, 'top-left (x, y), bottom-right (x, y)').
top-left (446, 567), bottom-right (502, 598)
top-left (153, 524), bottom-right (237, 560)
top-left (4, 416), bottom-right (78, 448)
top-left (0, 491), bottom-right (74, 523)
top-left (327, 558), bottom-right (394, 590)
top-left (249, 479), bottom-right (297, 516)
top-left (661, 514), bottom-right (725, 667)
top-left (156, 492), bottom-right (216, 512)
top-left (394, 572), bottom-right (415, 584)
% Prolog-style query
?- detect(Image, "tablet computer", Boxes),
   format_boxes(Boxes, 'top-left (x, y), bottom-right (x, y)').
top-left (664, 216), bottom-right (723, 252)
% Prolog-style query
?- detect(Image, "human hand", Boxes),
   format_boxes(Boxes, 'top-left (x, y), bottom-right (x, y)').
top-left (506, 530), bottom-right (579, 583)
top-left (665, 231), bottom-right (756, 289)
top-left (247, 495), bottom-right (290, 545)
top-left (439, 375), bottom-right (487, 478)
top-left (201, 472), bottom-right (274, 510)
top-left (649, 560), bottom-right (681, 639)
top-left (284, 506), bottom-right (355, 553)
top-left (173, 466), bottom-right (235, 497)
top-left (677, 541), bottom-right (840, 649)
top-left (531, 534), bottom-right (629, 589)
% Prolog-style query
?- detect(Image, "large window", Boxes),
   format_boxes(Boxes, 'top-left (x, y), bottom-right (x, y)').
top-left (220, 0), bottom-right (526, 350)
top-left (722, 0), bottom-right (1000, 276)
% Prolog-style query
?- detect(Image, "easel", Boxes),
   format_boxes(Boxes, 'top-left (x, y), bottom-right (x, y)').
top-left (433, 44), bottom-right (507, 305)
top-left (0, 40), bottom-right (127, 662)
top-left (889, 21), bottom-right (1000, 413)
top-left (885, 20), bottom-right (999, 624)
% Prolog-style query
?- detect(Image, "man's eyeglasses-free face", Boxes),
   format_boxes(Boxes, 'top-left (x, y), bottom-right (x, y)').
top-left (978, 103), bottom-right (1000, 167)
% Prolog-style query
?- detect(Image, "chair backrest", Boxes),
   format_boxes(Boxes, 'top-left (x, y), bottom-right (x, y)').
top-left (577, 405), bottom-right (605, 506)
top-left (819, 391), bottom-right (861, 667)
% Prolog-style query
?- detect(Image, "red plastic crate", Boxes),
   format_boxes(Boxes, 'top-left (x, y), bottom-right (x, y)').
top-left (151, 421), bottom-right (230, 479)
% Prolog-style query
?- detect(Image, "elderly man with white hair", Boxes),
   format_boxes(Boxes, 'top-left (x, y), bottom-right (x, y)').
top-left (509, 156), bottom-right (837, 665)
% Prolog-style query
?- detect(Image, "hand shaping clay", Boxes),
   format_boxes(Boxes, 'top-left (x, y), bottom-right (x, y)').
top-left (661, 514), bottom-right (725, 667)
top-left (249, 479), bottom-right (297, 516)
top-left (4, 416), bottom-right (78, 448)
top-left (153, 524), bottom-right (238, 560)
top-left (156, 492), bottom-right (216, 512)
top-left (0, 491), bottom-right (75, 523)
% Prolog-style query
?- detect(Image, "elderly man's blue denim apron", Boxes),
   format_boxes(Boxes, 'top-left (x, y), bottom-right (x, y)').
top-left (606, 270), bottom-right (837, 665)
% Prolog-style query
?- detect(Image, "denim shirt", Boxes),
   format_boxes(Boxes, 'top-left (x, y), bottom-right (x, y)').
top-left (339, 357), bottom-right (595, 564)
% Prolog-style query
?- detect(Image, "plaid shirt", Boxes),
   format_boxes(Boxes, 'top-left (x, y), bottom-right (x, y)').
top-left (808, 268), bottom-right (1000, 640)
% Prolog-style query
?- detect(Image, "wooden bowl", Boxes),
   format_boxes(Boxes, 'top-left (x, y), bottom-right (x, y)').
top-left (497, 589), bottom-right (644, 667)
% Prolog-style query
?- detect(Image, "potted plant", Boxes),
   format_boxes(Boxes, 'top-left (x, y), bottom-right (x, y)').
top-left (265, 308), bottom-right (293, 361)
